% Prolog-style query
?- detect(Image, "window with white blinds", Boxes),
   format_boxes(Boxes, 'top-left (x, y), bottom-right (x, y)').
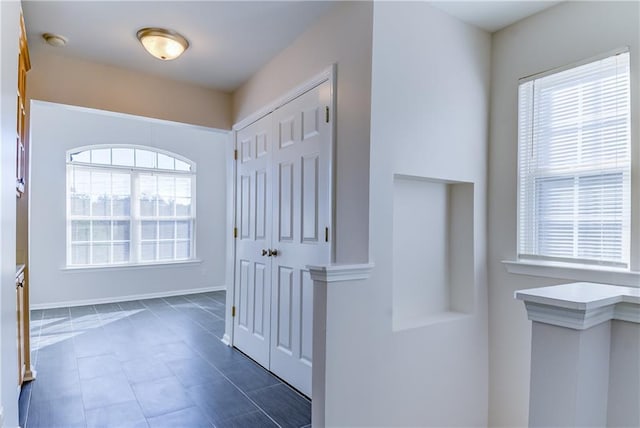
top-left (517, 51), bottom-right (631, 268)
top-left (67, 146), bottom-right (196, 267)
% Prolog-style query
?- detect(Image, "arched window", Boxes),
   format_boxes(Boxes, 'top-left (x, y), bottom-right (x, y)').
top-left (66, 145), bottom-right (196, 266)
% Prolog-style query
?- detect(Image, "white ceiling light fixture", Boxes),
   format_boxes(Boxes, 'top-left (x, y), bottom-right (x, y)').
top-left (136, 27), bottom-right (189, 61)
top-left (42, 32), bottom-right (68, 47)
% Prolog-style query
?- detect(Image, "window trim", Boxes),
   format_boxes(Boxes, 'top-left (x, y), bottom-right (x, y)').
top-left (67, 144), bottom-right (197, 173)
top-left (66, 145), bottom-right (197, 268)
top-left (61, 258), bottom-right (203, 272)
top-left (502, 259), bottom-right (640, 288)
top-left (515, 48), bottom-right (632, 270)
top-left (518, 46), bottom-right (629, 84)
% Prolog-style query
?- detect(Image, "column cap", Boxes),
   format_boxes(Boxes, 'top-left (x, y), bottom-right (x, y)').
top-left (516, 282), bottom-right (640, 330)
top-left (307, 263), bottom-right (374, 283)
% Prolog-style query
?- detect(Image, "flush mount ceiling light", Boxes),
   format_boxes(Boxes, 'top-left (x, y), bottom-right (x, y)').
top-left (136, 27), bottom-right (189, 61)
top-left (42, 33), bottom-right (68, 47)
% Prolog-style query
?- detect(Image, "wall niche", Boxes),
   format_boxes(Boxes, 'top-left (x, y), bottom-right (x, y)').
top-left (392, 174), bottom-right (474, 331)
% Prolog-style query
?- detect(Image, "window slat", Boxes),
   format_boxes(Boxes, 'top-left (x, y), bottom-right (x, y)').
top-left (67, 146), bottom-right (196, 267)
top-left (518, 52), bottom-right (631, 267)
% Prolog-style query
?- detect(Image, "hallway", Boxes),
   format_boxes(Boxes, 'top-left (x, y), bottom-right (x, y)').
top-left (19, 291), bottom-right (311, 428)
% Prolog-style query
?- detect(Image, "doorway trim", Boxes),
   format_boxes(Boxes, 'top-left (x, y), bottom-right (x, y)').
top-left (232, 65), bottom-right (337, 134)
top-left (224, 64), bottom-right (337, 348)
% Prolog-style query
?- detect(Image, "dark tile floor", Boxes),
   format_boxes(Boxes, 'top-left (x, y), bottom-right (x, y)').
top-left (20, 291), bottom-right (311, 428)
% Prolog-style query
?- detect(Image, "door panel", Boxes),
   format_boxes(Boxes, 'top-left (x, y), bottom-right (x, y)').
top-left (240, 175), bottom-right (251, 239)
top-left (301, 154), bottom-right (319, 243)
top-left (238, 260), bottom-right (251, 329)
top-left (255, 170), bottom-right (267, 240)
top-left (300, 269), bottom-right (314, 366)
top-left (279, 162), bottom-right (294, 242)
top-left (276, 266), bottom-right (294, 354)
top-left (278, 116), bottom-right (296, 149)
top-left (253, 263), bottom-right (267, 338)
top-left (240, 137), bottom-right (252, 163)
top-left (302, 107), bottom-right (320, 140)
top-left (256, 133), bottom-right (268, 158)
top-left (269, 81), bottom-right (332, 397)
top-left (233, 115), bottom-right (272, 369)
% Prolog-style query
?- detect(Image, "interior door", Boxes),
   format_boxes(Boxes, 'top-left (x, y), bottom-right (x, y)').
top-left (269, 81), bottom-right (332, 397)
top-left (233, 114), bottom-right (273, 368)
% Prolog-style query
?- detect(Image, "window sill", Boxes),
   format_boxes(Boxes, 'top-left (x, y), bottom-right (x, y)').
top-left (62, 259), bottom-right (202, 273)
top-left (502, 259), bottom-right (640, 288)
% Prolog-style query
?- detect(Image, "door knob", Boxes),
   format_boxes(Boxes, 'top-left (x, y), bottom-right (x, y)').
top-left (268, 249), bottom-right (278, 257)
top-left (261, 249), bottom-right (268, 256)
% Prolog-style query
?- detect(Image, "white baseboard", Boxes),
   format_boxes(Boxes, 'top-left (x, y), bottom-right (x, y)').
top-left (30, 285), bottom-right (226, 310)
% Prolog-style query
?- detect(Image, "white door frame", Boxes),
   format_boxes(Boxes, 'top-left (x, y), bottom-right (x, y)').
top-left (225, 64), bottom-right (337, 348)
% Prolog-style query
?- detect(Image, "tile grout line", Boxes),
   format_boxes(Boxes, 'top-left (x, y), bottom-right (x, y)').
top-left (164, 295), bottom-right (226, 332)
top-left (33, 294), bottom-right (305, 428)
top-left (163, 293), bottom-right (225, 324)
top-left (96, 302), bottom-right (168, 426)
top-left (68, 305), bottom-right (90, 428)
top-left (181, 293), bottom-right (227, 320)
top-left (93, 303), bottom-right (149, 423)
top-left (148, 295), bottom-right (284, 428)
top-left (131, 297), bottom-right (238, 426)
top-left (27, 307), bottom-right (79, 427)
top-left (242, 364), bottom-right (311, 405)
top-left (113, 300), bottom-right (166, 427)
top-left (138, 297), bottom-right (235, 427)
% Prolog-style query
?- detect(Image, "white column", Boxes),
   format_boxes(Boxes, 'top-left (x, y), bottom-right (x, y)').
top-left (308, 264), bottom-right (373, 428)
top-left (516, 282), bottom-right (640, 427)
top-left (529, 319), bottom-right (610, 426)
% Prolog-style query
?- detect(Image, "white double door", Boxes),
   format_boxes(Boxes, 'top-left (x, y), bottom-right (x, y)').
top-left (233, 81), bottom-right (331, 398)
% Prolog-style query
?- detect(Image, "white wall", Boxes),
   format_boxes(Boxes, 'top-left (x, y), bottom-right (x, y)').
top-left (323, 3), bottom-right (490, 425)
top-left (607, 320), bottom-right (640, 427)
top-left (29, 102), bottom-right (228, 307)
top-left (488, 2), bottom-right (640, 426)
top-left (0, 2), bottom-right (21, 426)
top-left (232, 1), bottom-right (373, 265)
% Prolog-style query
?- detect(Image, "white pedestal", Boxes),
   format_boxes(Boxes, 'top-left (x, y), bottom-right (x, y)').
top-left (307, 263), bottom-right (374, 428)
top-left (516, 282), bottom-right (640, 427)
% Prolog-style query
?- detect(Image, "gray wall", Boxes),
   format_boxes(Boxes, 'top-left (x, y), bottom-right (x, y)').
top-left (29, 102), bottom-right (228, 307)
top-left (607, 320), bottom-right (640, 427)
top-left (233, 1), bottom-right (373, 265)
top-left (488, 2), bottom-right (640, 425)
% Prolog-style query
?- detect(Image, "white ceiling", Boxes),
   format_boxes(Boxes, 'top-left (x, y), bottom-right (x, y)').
top-left (22, 1), bottom-right (334, 92)
top-left (22, 1), bottom-right (562, 93)
top-left (430, 1), bottom-right (561, 33)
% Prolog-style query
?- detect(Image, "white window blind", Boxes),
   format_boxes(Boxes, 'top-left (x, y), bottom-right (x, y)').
top-left (68, 167), bottom-right (132, 265)
top-left (518, 51), bottom-right (631, 267)
top-left (67, 146), bottom-right (196, 267)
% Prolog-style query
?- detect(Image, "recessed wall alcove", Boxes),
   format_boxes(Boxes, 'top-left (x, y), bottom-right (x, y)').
top-left (392, 174), bottom-right (474, 331)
